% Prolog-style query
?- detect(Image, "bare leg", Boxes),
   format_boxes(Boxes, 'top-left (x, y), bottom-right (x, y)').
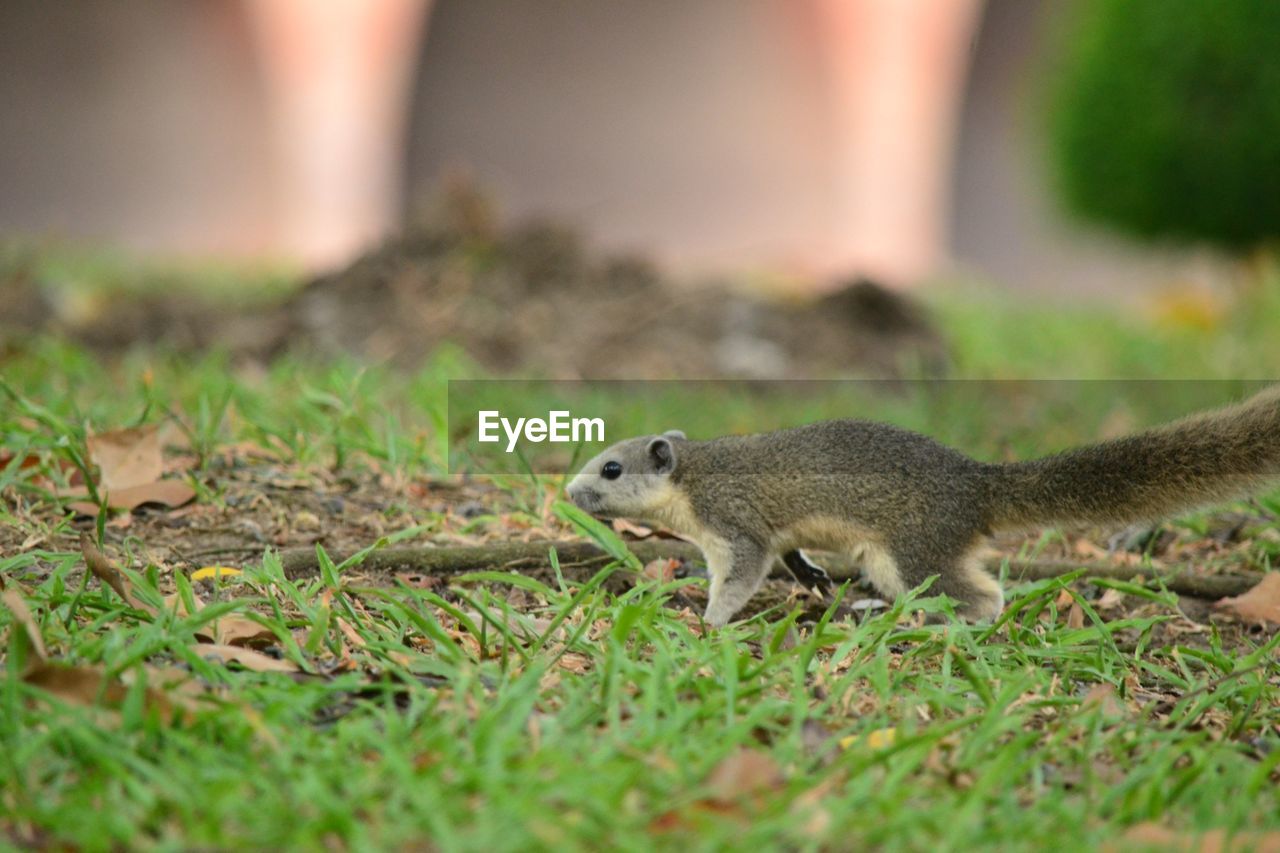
top-left (704, 540), bottom-right (774, 627)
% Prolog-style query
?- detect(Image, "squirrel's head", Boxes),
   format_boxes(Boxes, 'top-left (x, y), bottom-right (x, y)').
top-left (566, 430), bottom-right (685, 520)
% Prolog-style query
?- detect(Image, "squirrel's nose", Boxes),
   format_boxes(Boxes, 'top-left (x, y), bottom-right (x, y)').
top-left (568, 485), bottom-right (599, 509)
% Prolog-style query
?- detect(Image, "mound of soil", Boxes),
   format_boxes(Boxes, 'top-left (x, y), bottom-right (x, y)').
top-left (284, 189), bottom-right (947, 378)
top-left (3, 186), bottom-right (948, 378)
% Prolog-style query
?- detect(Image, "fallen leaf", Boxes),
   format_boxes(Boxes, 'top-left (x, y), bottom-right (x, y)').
top-left (611, 518), bottom-right (653, 539)
top-left (2, 588), bottom-right (47, 662)
top-left (194, 644), bottom-right (299, 673)
top-left (164, 592), bottom-right (278, 647)
top-left (65, 424), bottom-right (195, 511)
top-left (1081, 683), bottom-right (1127, 719)
top-left (64, 480), bottom-right (196, 513)
top-left (1115, 822), bottom-right (1280, 853)
top-left (395, 572), bottom-right (443, 590)
top-left (163, 590), bottom-right (204, 617)
top-left (649, 748), bottom-right (788, 833)
top-left (1214, 573), bottom-right (1280, 626)
top-left (789, 775), bottom-right (842, 840)
top-left (80, 533), bottom-right (155, 614)
top-left (23, 661), bottom-right (185, 723)
top-left (107, 480), bottom-right (196, 510)
top-left (706, 748), bottom-right (785, 802)
top-left (641, 558), bottom-right (679, 583)
top-left (191, 566), bottom-right (242, 582)
top-left (335, 617), bottom-right (367, 650)
top-left (211, 615), bottom-right (276, 647)
top-left (88, 425), bottom-right (162, 491)
top-left (556, 652), bottom-right (593, 674)
top-left (65, 501), bottom-right (101, 517)
top-left (1096, 588), bottom-right (1126, 611)
top-left (1073, 538), bottom-right (1108, 560)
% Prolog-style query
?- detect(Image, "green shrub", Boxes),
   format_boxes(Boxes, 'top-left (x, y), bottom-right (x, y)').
top-left (1043, 0), bottom-right (1280, 253)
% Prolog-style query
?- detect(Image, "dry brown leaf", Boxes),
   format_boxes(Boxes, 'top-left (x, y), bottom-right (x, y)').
top-left (165, 592), bottom-right (276, 647)
top-left (1115, 822), bottom-right (1280, 853)
top-left (80, 533), bottom-right (155, 614)
top-left (1214, 573), bottom-right (1280, 626)
top-left (88, 424), bottom-right (162, 491)
top-left (163, 590), bottom-right (203, 616)
top-left (63, 424), bottom-right (197, 512)
top-left (649, 748), bottom-right (788, 834)
top-left (556, 652), bottom-right (592, 674)
top-left (120, 663), bottom-right (208, 707)
top-left (212, 615), bottom-right (277, 647)
top-left (65, 478), bottom-right (196, 514)
top-left (1, 588), bottom-right (47, 662)
top-left (194, 644), bottom-right (300, 673)
top-left (706, 748), bottom-right (786, 803)
top-left (23, 661), bottom-right (185, 723)
top-left (65, 500), bottom-right (100, 517)
top-left (1096, 588), bottom-right (1126, 611)
top-left (789, 774), bottom-right (843, 840)
top-left (106, 480), bottom-right (196, 510)
top-left (1051, 588), bottom-right (1086, 628)
top-left (641, 558), bottom-right (679, 584)
top-left (1072, 538), bottom-right (1108, 560)
top-left (1081, 683), bottom-right (1127, 719)
top-left (1071, 536), bottom-right (1145, 567)
top-left (335, 617), bottom-right (368, 650)
top-left (610, 518), bottom-right (654, 539)
top-left (395, 572), bottom-right (443, 590)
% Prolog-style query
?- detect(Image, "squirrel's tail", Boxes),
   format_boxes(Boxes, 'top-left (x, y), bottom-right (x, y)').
top-left (987, 386), bottom-right (1280, 530)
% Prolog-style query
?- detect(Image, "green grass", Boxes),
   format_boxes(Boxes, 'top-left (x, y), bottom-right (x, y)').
top-left (3, 277), bottom-right (1280, 850)
top-left (5, 535), bottom-right (1279, 850)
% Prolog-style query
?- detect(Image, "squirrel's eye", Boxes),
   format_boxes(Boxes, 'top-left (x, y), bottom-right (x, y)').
top-left (601, 461), bottom-right (623, 480)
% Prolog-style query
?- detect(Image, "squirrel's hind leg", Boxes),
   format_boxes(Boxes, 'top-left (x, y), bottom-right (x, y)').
top-left (894, 546), bottom-right (1004, 622)
top-left (703, 539), bottom-right (773, 627)
top-left (944, 555), bottom-right (1004, 621)
top-left (781, 549), bottom-right (834, 596)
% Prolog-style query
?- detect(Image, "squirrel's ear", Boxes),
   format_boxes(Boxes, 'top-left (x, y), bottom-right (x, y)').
top-left (647, 436), bottom-right (677, 474)
top-left (664, 429), bottom-right (686, 440)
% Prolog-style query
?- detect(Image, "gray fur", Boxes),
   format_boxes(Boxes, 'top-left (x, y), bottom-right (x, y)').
top-left (566, 387), bottom-right (1280, 626)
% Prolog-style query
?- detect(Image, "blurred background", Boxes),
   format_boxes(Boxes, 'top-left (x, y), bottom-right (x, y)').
top-left (2, 0), bottom-right (1278, 378)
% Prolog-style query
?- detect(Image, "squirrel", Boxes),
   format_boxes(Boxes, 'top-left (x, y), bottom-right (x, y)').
top-left (565, 386), bottom-right (1280, 626)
